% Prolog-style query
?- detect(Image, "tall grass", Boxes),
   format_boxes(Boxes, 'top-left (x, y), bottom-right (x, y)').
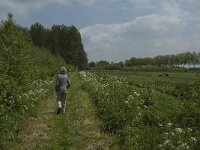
top-left (80, 71), bottom-right (200, 149)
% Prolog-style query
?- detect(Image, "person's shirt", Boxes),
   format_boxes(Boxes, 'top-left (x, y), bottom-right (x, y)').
top-left (55, 73), bottom-right (70, 93)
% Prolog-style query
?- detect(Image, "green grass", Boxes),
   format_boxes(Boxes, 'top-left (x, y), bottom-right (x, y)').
top-left (8, 71), bottom-right (200, 149)
top-left (81, 71), bottom-right (200, 149)
top-left (104, 71), bottom-right (199, 83)
top-left (100, 71), bottom-right (200, 102)
top-left (10, 73), bottom-right (119, 150)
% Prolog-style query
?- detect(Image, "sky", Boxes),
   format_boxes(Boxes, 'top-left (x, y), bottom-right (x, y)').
top-left (0, 0), bottom-right (200, 62)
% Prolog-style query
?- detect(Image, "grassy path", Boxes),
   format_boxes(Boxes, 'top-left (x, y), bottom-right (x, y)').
top-left (11, 73), bottom-right (119, 150)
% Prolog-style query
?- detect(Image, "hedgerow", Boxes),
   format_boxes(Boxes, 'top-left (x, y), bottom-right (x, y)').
top-left (0, 16), bottom-right (65, 149)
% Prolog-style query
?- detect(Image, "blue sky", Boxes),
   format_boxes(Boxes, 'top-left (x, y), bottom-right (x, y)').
top-left (0, 0), bottom-right (200, 62)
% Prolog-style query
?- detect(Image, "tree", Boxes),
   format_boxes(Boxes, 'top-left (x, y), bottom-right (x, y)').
top-left (192, 52), bottom-right (199, 68)
top-left (96, 60), bottom-right (110, 66)
top-left (0, 14), bottom-right (34, 101)
top-left (88, 62), bottom-right (96, 68)
top-left (7, 12), bottom-right (14, 20)
top-left (30, 23), bottom-right (47, 47)
top-left (29, 23), bottom-right (88, 70)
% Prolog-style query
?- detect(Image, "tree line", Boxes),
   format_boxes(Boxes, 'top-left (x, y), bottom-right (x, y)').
top-left (28, 22), bottom-right (88, 70)
top-left (125, 52), bottom-right (200, 68)
top-left (89, 51), bottom-right (200, 70)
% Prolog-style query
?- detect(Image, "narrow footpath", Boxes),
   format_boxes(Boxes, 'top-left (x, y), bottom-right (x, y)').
top-left (11, 73), bottom-right (119, 150)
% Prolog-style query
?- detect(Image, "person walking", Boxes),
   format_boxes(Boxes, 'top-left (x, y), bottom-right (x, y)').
top-left (55, 67), bottom-right (70, 114)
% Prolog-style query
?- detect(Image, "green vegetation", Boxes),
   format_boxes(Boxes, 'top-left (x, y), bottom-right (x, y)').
top-left (9, 73), bottom-right (119, 150)
top-left (30, 22), bottom-right (88, 70)
top-left (1, 13), bottom-right (200, 150)
top-left (0, 14), bottom-right (83, 149)
top-left (80, 71), bottom-right (200, 149)
top-left (88, 51), bottom-right (200, 71)
top-left (125, 52), bottom-right (200, 68)
top-left (105, 71), bottom-right (200, 103)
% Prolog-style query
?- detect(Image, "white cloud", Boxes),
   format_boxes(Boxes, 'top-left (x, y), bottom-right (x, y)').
top-left (0, 0), bottom-right (98, 18)
top-left (80, 1), bottom-right (200, 61)
top-left (1, 0), bottom-right (200, 61)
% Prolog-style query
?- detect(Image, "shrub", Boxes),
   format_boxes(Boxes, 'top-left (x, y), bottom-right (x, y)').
top-left (0, 15), bottom-right (65, 149)
top-left (80, 71), bottom-right (200, 149)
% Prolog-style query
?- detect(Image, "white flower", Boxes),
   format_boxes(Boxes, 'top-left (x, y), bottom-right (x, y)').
top-left (171, 132), bottom-right (175, 136)
top-left (163, 140), bottom-right (171, 145)
top-left (175, 128), bottom-right (183, 133)
top-left (164, 132), bottom-right (168, 136)
top-left (187, 128), bottom-right (193, 132)
top-left (127, 95), bottom-right (134, 100)
top-left (191, 137), bottom-right (197, 142)
top-left (158, 144), bottom-right (163, 147)
top-left (167, 122), bottom-right (173, 127)
top-left (179, 142), bottom-right (188, 148)
top-left (177, 141), bottom-right (181, 144)
top-left (134, 91), bottom-right (140, 96)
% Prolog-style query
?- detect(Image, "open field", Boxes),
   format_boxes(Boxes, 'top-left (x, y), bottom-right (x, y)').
top-left (105, 71), bottom-right (200, 103)
top-left (81, 71), bottom-right (200, 149)
top-left (2, 71), bottom-right (199, 149)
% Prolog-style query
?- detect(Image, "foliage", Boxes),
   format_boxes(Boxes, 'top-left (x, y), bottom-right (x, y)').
top-left (28, 46), bottom-right (65, 79)
top-left (80, 71), bottom-right (200, 149)
top-left (30, 23), bottom-right (88, 69)
top-left (125, 52), bottom-right (200, 68)
top-left (0, 15), bottom-right (33, 105)
top-left (0, 14), bottom-right (65, 149)
top-left (88, 52), bottom-right (200, 71)
top-left (121, 65), bottom-right (188, 72)
top-left (88, 61), bottom-right (125, 70)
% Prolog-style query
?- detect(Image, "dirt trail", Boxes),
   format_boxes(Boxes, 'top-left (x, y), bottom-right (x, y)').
top-left (11, 73), bottom-right (119, 150)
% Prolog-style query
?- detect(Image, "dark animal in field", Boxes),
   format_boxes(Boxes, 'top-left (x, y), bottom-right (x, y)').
top-left (159, 73), bottom-right (169, 77)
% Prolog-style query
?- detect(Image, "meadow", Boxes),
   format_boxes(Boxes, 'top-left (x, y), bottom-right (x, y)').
top-left (80, 71), bottom-right (200, 149)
